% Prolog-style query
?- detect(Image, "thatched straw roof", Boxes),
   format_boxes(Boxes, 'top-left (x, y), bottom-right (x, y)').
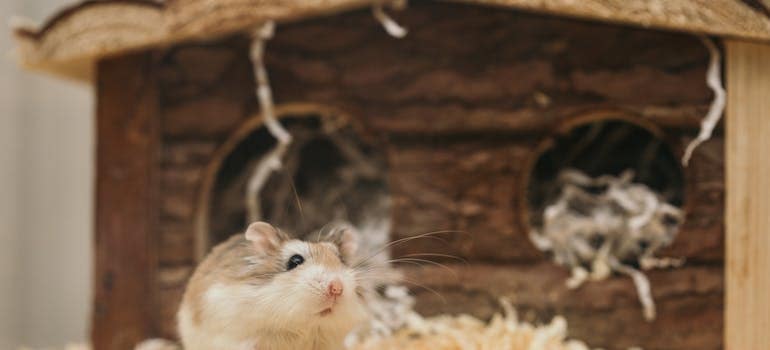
top-left (12, 0), bottom-right (770, 82)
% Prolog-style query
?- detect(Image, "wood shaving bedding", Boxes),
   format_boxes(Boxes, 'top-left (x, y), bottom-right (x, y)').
top-left (29, 301), bottom-right (595, 350)
top-left (349, 300), bottom-right (591, 350)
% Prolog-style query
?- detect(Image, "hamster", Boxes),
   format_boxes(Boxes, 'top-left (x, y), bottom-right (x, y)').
top-left (177, 221), bottom-right (369, 350)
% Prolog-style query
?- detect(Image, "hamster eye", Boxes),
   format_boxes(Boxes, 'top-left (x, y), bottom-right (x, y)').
top-left (286, 254), bottom-right (305, 271)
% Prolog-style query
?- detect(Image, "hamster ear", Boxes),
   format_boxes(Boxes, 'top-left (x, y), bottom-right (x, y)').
top-left (245, 222), bottom-right (283, 252)
top-left (335, 226), bottom-right (359, 264)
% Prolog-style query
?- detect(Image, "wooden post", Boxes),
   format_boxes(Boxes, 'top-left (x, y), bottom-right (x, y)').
top-left (725, 40), bottom-right (770, 350)
top-left (93, 52), bottom-right (160, 349)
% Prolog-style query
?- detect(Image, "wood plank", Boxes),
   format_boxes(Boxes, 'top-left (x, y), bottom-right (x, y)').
top-left (725, 40), bottom-right (770, 350)
top-left (92, 52), bottom-right (160, 350)
top-left (14, 0), bottom-right (770, 83)
top-left (455, 0), bottom-right (770, 41)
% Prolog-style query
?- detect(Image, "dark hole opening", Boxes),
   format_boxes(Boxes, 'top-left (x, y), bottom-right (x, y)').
top-left (527, 119), bottom-right (685, 229)
top-left (209, 115), bottom-right (390, 247)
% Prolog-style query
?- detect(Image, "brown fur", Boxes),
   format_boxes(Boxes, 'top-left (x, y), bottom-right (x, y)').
top-left (181, 228), bottom-right (350, 326)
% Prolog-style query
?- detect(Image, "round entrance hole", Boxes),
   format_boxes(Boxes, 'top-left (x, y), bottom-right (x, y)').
top-left (198, 112), bottom-right (390, 257)
top-left (524, 115), bottom-right (685, 268)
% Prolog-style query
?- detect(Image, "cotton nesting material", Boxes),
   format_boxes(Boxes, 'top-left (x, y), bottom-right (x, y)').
top-left (349, 299), bottom-right (591, 350)
top-left (529, 169), bottom-right (684, 320)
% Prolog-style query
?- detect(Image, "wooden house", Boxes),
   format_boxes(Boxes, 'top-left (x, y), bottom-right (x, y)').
top-left (13, 1), bottom-right (770, 349)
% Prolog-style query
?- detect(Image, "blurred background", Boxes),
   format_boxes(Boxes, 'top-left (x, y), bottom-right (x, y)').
top-left (1, 0), bottom-right (92, 348)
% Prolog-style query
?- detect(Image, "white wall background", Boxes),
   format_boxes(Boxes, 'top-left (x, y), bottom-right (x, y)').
top-left (0, 0), bottom-right (93, 348)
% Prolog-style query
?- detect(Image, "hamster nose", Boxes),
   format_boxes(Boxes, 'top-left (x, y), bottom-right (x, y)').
top-left (327, 278), bottom-right (343, 298)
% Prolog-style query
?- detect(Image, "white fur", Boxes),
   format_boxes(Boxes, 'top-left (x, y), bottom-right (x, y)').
top-left (178, 243), bottom-right (367, 350)
top-left (282, 240), bottom-right (312, 260)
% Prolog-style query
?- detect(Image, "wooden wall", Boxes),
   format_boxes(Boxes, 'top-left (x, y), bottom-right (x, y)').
top-left (95, 53), bottom-right (161, 350)
top-left (134, 2), bottom-right (725, 349)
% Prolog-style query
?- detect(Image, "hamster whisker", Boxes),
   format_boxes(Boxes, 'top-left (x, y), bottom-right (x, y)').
top-left (352, 268), bottom-right (401, 286)
top-left (397, 277), bottom-right (447, 304)
top-left (385, 258), bottom-right (459, 278)
top-left (351, 265), bottom-right (389, 274)
top-left (288, 178), bottom-right (304, 221)
top-left (351, 262), bottom-right (400, 274)
top-left (398, 253), bottom-right (468, 264)
top-left (315, 222), bottom-right (334, 242)
top-left (379, 259), bottom-right (425, 270)
top-left (353, 230), bottom-right (460, 269)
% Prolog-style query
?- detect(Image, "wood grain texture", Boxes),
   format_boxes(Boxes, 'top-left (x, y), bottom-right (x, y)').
top-left (14, 0), bottom-right (770, 82)
top-left (725, 40), bottom-right (770, 350)
top-left (404, 264), bottom-right (723, 350)
top-left (93, 52), bottom-right (161, 350)
top-left (147, 8), bottom-right (725, 345)
top-left (458, 0), bottom-right (770, 40)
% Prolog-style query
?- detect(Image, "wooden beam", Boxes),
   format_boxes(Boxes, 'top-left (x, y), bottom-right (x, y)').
top-left (459, 0), bottom-right (770, 40)
top-left (92, 52), bottom-right (160, 349)
top-left (725, 40), bottom-right (770, 350)
top-left (14, 0), bottom-right (770, 83)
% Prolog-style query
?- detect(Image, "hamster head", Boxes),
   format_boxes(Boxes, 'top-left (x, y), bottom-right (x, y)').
top-left (238, 221), bottom-right (369, 333)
